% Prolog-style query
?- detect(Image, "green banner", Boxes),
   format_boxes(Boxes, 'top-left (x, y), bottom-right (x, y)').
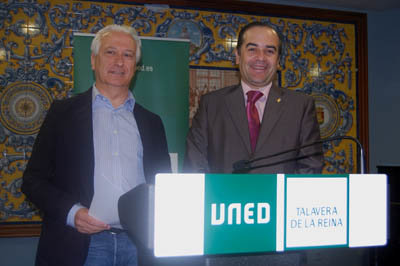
top-left (73, 34), bottom-right (189, 171)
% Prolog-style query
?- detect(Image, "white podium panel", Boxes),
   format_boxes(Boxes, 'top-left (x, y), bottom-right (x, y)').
top-left (154, 174), bottom-right (205, 257)
top-left (349, 174), bottom-right (387, 247)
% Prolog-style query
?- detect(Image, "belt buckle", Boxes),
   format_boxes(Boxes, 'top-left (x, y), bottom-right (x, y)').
top-left (108, 227), bottom-right (125, 234)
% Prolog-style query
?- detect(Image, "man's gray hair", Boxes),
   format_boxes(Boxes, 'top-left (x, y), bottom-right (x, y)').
top-left (91, 24), bottom-right (142, 64)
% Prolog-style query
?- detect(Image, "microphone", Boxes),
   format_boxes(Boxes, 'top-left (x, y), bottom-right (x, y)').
top-left (232, 135), bottom-right (365, 174)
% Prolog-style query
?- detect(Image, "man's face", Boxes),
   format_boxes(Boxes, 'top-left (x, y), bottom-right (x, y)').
top-left (91, 31), bottom-right (137, 91)
top-left (235, 26), bottom-right (280, 89)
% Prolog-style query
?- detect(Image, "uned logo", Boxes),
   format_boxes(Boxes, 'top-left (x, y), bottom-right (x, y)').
top-left (211, 203), bottom-right (270, 225)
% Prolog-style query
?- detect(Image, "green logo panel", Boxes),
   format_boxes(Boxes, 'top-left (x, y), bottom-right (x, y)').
top-left (204, 174), bottom-right (277, 255)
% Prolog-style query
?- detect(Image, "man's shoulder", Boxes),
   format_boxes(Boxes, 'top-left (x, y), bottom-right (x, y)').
top-left (48, 89), bottom-right (91, 115)
top-left (202, 84), bottom-right (240, 100)
top-left (278, 86), bottom-right (314, 102)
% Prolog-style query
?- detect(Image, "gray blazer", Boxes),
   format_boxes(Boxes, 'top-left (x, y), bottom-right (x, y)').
top-left (184, 84), bottom-right (323, 174)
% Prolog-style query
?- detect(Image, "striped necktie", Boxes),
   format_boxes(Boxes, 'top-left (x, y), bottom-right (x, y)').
top-left (246, 90), bottom-right (263, 152)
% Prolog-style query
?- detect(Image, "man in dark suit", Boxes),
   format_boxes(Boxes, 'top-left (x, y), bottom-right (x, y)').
top-left (22, 24), bottom-right (171, 266)
top-left (185, 22), bottom-right (323, 175)
top-left (184, 22), bottom-right (323, 265)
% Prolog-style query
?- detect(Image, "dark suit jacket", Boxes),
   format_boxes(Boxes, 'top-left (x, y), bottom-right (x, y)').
top-left (22, 88), bottom-right (171, 266)
top-left (185, 84), bottom-right (323, 174)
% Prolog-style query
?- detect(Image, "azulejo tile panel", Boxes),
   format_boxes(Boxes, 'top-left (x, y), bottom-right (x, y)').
top-left (0, 0), bottom-right (358, 224)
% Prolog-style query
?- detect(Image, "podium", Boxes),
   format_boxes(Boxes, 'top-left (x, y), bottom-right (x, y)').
top-left (119, 173), bottom-right (387, 260)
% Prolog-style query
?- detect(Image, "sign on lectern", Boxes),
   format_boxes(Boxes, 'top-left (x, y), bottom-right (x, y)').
top-left (153, 174), bottom-right (387, 257)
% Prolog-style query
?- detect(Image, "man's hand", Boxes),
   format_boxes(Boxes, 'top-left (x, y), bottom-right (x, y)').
top-left (74, 208), bottom-right (110, 234)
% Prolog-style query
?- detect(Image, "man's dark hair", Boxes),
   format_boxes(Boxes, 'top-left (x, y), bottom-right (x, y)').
top-left (236, 21), bottom-right (282, 58)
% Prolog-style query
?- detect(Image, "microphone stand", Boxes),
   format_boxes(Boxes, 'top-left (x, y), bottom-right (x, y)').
top-left (233, 135), bottom-right (365, 174)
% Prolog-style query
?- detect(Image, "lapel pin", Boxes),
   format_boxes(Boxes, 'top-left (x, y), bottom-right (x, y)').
top-left (277, 98), bottom-right (281, 103)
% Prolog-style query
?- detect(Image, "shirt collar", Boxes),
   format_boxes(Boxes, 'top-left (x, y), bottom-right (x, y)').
top-left (92, 83), bottom-right (135, 112)
top-left (241, 80), bottom-right (272, 99)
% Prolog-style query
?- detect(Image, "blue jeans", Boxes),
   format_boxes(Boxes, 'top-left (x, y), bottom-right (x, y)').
top-left (84, 231), bottom-right (138, 266)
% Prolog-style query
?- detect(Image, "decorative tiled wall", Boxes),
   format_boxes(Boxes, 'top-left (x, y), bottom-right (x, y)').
top-left (0, 0), bottom-right (359, 225)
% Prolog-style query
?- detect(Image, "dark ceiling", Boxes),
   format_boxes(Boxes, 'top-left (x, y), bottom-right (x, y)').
top-left (252, 0), bottom-right (400, 11)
